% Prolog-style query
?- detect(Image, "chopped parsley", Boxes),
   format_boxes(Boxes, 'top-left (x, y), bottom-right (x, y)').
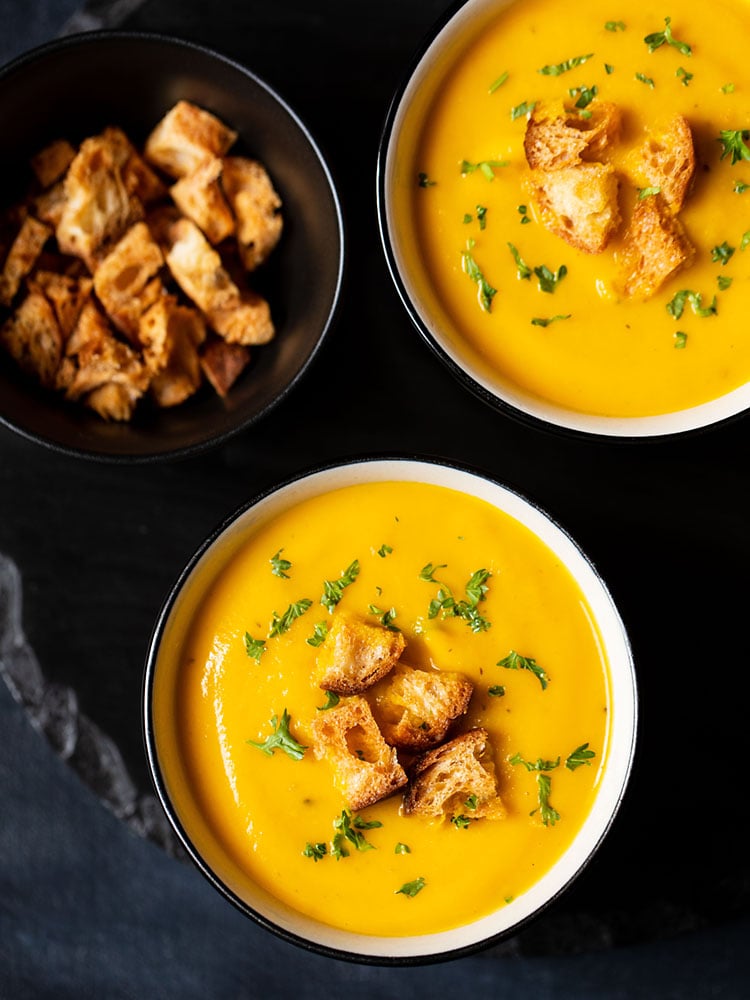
top-left (476, 204), bottom-right (488, 230)
top-left (419, 562), bottom-right (447, 582)
top-left (427, 567), bottom-right (493, 633)
top-left (333, 810), bottom-right (379, 855)
top-left (417, 171), bottom-right (436, 187)
top-left (247, 709), bottom-right (307, 760)
top-left (531, 314), bottom-right (571, 327)
top-left (733, 180), bottom-right (750, 193)
top-left (566, 742), bottom-right (596, 771)
top-left (638, 186), bottom-right (662, 199)
top-left (462, 243), bottom-right (497, 312)
top-left (719, 130), bottom-right (750, 165)
top-left (635, 72), bottom-right (655, 88)
top-left (488, 685), bottom-right (506, 697)
top-left (674, 331), bottom-right (688, 349)
top-left (244, 632), bottom-right (266, 662)
top-left (718, 275), bottom-right (733, 291)
top-left (306, 620), bottom-right (329, 648)
top-left (489, 70), bottom-right (509, 93)
top-left (451, 814), bottom-right (473, 829)
top-left (508, 242), bottom-right (532, 280)
top-left (536, 772), bottom-right (560, 827)
top-left (498, 649), bottom-right (550, 690)
top-left (395, 877), bottom-right (426, 898)
top-left (316, 690), bottom-right (340, 711)
top-left (742, 231), bottom-right (750, 250)
top-left (395, 842), bottom-right (411, 855)
top-left (269, 598), bottom-right (312, 637)
top-left (676, 66), bottom-right (693, 86)
top-left (511, 100), bottom-right (537, 121)
top-left (666, 289), bottom-right (718, 319)
top-left (711, 241), bottom-right (735, 265)
top-left (538, 53), bottom-right (594, 76)
top-left (604, 20), bottom-right (626, 31)
top-left (535, 262), bottom-right (568, 293)
top-left (644, 17), bottom-right (692, 56)
top-left (722, 82), bottom-right (736, 94)
top-left (460, 158), bottom-right (509, 181)
top-left (463, 212), bottom-right (473, 224)
top-left (368, 603), bottom-right (399, 630)
top-left (321, 560), bottom-right (360, 613)
top-left (303, 842), bottom-right (327, 862)
top-left (465, 794), bottom-right (479, 811)
top-left (568, 83), bottom-right (598, 109)
top-left (605, 63), bottom-right (615, 74)
top-left (270, 549), bottom-right (292, 578)
top-left (509, 752), bottom-right (561, 772)
top-left (518, 204), bottom-right (531, 224)
top-left (377, 543), bottom-right (393, 558)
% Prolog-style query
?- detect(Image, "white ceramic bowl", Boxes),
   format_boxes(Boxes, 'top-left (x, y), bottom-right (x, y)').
top-left (143, 457), bottom-right (637, 962)
top-left (376, 0), bottom-right (750, 438)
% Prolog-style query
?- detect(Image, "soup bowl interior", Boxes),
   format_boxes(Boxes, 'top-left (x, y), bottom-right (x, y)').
top-left (144, 457), bottom-right (637, 963)
top-left (0, 32), bottom-right (343, 460)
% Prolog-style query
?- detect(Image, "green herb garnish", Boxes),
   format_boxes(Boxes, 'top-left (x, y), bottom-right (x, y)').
top-left (270, 549), bottom-right (292, 578)
top-left (733, 180), bottom-right (750, 193)
top-left (395, 842), bottom-right (411, 855)
top-left (396, 877), bottom-right (426, 897)
top-left (666, 289), bottom-right (718, 319)
top-left (463, 213), bottom-right (473, 224)
top-left (536, 772), bottom-right (560, 826)
top-left (307, 621), bottom-right (329, 648)
top-left (531, 314), bottom-right (571, 327)
top-left (462, 244), bottom-right (497, 312)
top-left (476, 204), bottom-right (488, 230)
top-left (419, 562), bottom-right (447, 582)
top-left (538, 53), bottom-right (594, 76)
top-left (368, 603), bottom-right (399, 631)
top-left (451, 815), bottom-right (472, 829)
top-left (719, 130), bottom-right (750, 165)
top-left (742, 231), bottom-right (750, 250)
top-left (518, 204), bottom-right (531, 223)
top-left (244, 633), bottom-right (266, 662)
top-left (565, 742), bottom-right (596, 771)
top-left (718, 275), bottom-right (733, 291)
top-left (465, 794), bottom-right (479, 811)
top-left (321, 560), bottom-right (360, 614)
top-left (674, 331), bottom-right (688, 349)
top-left (377, 543), bottom-right (393, 558)
top-left (247, 709), bottom-right (307, 760)
top-left (605, 63), bottom-right (615, 74)
top-left (569, 83), bottom-right (598, 109)
top-left (334, 810), bottom-right (377, 853)
top-left (303, 842), bottom-right (327, 862)
top-left (489, 70), bottom-right (509, 93)
top-left (460, 158), bottom-right (509, 181)
top-left (676, 66), bottom-right (693, 86)
top-left (638, 186), bottom-right (662, 199)
top-left (635, 72), bottom-right (655, 88)
top-left (511, 100), bottom-right (537, 121)
top-left (316, 690), bottom-right (340, 711)
top-left (417, 171), bottom-right (436, 187)
top-left (488, 685), bottom-right (506, 697)
top-left (509, 752), bottom-right (560, 772)
top-left (644, 17), bottom-right (692, 56)
top-left (508, 242), bottom-right (532, 280)
top-left (427, 568), bottom-right (492, 633)
top-left (712, 241), bottom-right (735, 265)
top-left (498, 649), bottom-right (550, 689)
top-left (534, 262), bottom-right (568, 293)
top-left (722, 82), bottom-right (736, 94)
top-left (604, 20), bottom-right (626, 31)
top-left (269, 598), bottom-right (312, 637)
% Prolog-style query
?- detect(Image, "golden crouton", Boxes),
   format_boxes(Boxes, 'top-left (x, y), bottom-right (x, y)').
top-left (0, 290), bottom-right (62, 387)
top-left (616, 194), bottom-right (696, 300)
top-left (100, 127), bottom-right (167, 205)
top-left (526, 162), bottom-right (620, 254)
top-left (316, 611), bottom-right (406, 695)
top-left (170, 157), bottom-right (235, 244)
top-left (94, 222), bottom-right (165, 341)
top-left (29, 270), bottom-right (93, 340)
top-left (199, 336), bottom-right (250, 397)
top-left (524, 100), bottom-right (621, 171)
top-left (56, 134), bottom-right (143, 269)
top-left (85, 382), bottom-right (140, 421)
top-left (403, 728), bottom-right (505, 820)
top-left (30, 139), bottom-right (76, 189)
top-left (634, 114), bottom-right (695, 212)
top-left (32, 181), bottom-right (67, 229)
top-left (222, 157), bottom-right (283, 270)
top-left (144, 100), bottom-right (237, 179)
top-left (369, 663), bottom-right (474, 752)
top-left (311, 696), bottom-right (408, 810)
top-left (0, 216), bottom-right (51, 307)
top-left (138, 294), bottom-right (206, 407)
top-left (165, 217), bottom-right (274, 345)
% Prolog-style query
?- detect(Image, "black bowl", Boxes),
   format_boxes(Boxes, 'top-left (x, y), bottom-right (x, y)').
top-left (0, 31), bottom-right (344, 461)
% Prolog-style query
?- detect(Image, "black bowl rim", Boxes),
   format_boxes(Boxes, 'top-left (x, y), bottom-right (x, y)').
top-left (374, 0), bottom-right (750, 446)
top-left (0, 29), bottom-right (346, 464)
top-left (142, 451), bottom-right (638, 966)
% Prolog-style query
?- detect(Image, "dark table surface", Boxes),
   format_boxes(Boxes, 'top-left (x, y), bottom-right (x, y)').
top-left (1, 0), bottom-right (749, 996)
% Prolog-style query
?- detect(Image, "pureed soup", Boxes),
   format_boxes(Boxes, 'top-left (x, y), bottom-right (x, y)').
top-left (153, 479), bottom-right (612, 938)
top-left (390, 0), bottom-right (750, 419)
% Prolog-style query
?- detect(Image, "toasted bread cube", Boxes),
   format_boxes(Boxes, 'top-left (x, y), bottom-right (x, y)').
top-left (29, 271), bottom-right (93, 340)
top-left (94, 222), bottom-right (165, 341)
top-left (199, 336), bottom-right (250, 396)
top-left (222, 157), bottom-right (283, 270)
top-left (0, 290), bottom-right (62, 387)
top-left (138, 295), bottom-right (206, 407)
top-left (311, 696), bottom-right (408, 810)
top-left (100, 127), bottom-right (168, 205)
top-left (144, 100), bottom-right (237, 179)
top-left (524, 100), bottom-right (621, 171)
top-left (84, 381), bottom-right (141, 421)
top-left (527, 162), bottom-right (620, 254)
top-left (30, 139), bottom-right (76, 189)
top-left (0, 216), bottom-right (51, 307)
top-left (165, 217), bottom-right (274, 345)
top-left (635, 115), bottom-right (695, 212)
top-left (56, 134), bottom-right (143, 269)
top-left (369, 663), bottom-right (474, 752)
top-left (316, 611), bottom-right (406, 695)
top-left (33, 181), bottom-right (67, 229)
top-left (171, 157), bottom-right (235, 244)
top-left (403, 728), bottom-right (505, 820)
top-left (616, 195), bottom-right (696, 300)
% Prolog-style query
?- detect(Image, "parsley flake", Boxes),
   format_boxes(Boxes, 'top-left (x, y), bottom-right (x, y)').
top-left (531, 314), bottom-right (571, 327)
top-left (488, 685), bottom-right (505, 697)
top-left (719, 130), bottom-right (750, 165)
top-left (734, 180), bottom-right (750, 193)
top-left (604, 20), bottom-right (626, 31)
top-left (244, 633), bottom-right (266, 662)
top-left (674, 331), bottom-right (688, 349)
top-left (419, 562), bottom-right (447, 583)
top-left (508, 242), bottom-right (532, 280)
top-left (417, 171), bottom-right (436, 187)
top-left (307, 620), bottom-right (329, 648)
top-left (451, 815), bottom-right (472, 829)
top-left (718, 275), bottom-right (733, 291)
top-left (427, 568), bottom-right (493, 633)
top-left (476, 204), bottom-right (488, 230)
top-left (536, 772), bottom-right (560, 826)
top-left (489, 70), bottom-right (509, 93)
top-left (722, 82), bottom-right (736, 94)
top-left (247, 709), bottom-right (307, 760)
top-left (742, 231), bottom-right (750, 250)
top-left (605, 63), bottom-right (615, 74)
top-left (334, 810), bottom-right (377, 853)
top-left (269, 598), bottom-right (312, 637)
top-left (396, 877), bottom-right (426, 897)
top-left (569, 83), bottom-right (598, 109)
top-left (499, 649), bottom-right (550, 689)
top-left (303, 842), bottom-right (327, 862)
top-left (321, 560), bottom-right (360, 614)
top-left (538, 53), bottom-right (594, 76)
top-left (511, 100), bottom-right (537, 121)
top-left (462, 244), bottom-right (497, 312)
top-left (368, 603), bottom-right (399, 631)
top-left (676, 66), bottom-right (693, 86)
top-left (535, 262), bottom-right (568, 293)
top-left (644, 17), bottom-right (692, 56)
top-left (460, 158), bottom-right (509, 181)
top-left (395, 842), bottom-right (411, 855)
top-left (377, 543), bottom-right (393, 558)
top-left (666, 290), bottom-right (718, 319)
top-left (635, 72), bottom-right (655, 88)
top-left (566, 742), bottom-right (596, 771)
top-left (270, 549), bottom-right (292, 578)
top-left (518, 204), bottom-right (531, 223)
top-left (711, 241), bottom-right (735, 265)
top-left (638, 186), bottom-right (662, 199)
top-left (316, 690), bottom-right (340, 711)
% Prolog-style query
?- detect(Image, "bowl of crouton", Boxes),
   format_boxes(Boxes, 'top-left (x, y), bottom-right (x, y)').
top-left (378, 0), bottom-right (750, 438)
top-left (144, 456), bottom-right (637, 962)
top-left (0, 31), bottom-right (343, 460)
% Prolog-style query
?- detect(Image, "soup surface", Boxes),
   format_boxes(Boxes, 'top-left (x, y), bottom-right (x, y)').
top-left (154, 481), bottom-right (610, 936)
top-left (395, 0), bottom-right (750, 417)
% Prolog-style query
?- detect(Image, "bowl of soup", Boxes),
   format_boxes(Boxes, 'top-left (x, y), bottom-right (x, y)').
top-left (144, 457), bottom-right (637, 962)
top-left (378, 0), bottom-right (750, 437)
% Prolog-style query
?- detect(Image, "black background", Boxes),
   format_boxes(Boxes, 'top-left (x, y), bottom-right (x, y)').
top-left (1, 0), bottom-right (748, 959)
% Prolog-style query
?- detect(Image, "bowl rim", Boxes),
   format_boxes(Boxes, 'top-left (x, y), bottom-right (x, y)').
top-left (375, 0), bottom-right (749, 442)
top-left (0, 29), bottom-right (346, 464)
top-left (142, 452), bottom-right (638, 965)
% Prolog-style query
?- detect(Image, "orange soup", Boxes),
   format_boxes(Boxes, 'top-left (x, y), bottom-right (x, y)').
top-left (153, 479), bottom-right (611, 936)
top-left (391, 0), bottom-right (750, 418)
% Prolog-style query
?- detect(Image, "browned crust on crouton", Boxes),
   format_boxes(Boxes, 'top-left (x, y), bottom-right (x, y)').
top-left (84, 381), bottom-right (140, 421)
top-left (526, 162), bottom-right (620, 254)
top-left (403, 728), bottom-right (505, 820)
top-left (222, 156), bottom-right (283, 270)
top-left (369, 663), bottom-right (473, 752)
top-left (30, 139), bottom-right (77, 189)
top-left (199, 336), bottom-right (250, 396)
top-left (0, 216), bottom-right (52, 307)
top-left (138, 294), bottom-right (206, 407)
top-left (316, 611), bottom-right (406, 695)
top-left (100, 127), bottom-right (168, 205)
top-left (616, 194), bottom-right (696, 300)
top-left (94, 222), bottom-right (165, 341)
top-left (524, 100), bottom-right (621, 171)
top-left (311, 695), bottom-right (408, 810)
top-left (29, 270), bottom-right (93, 340)
top-left (636, 114), bottom-right (695, 212)
top-left (32, 181), bottom-right (67, 229)
top-left (144, 100), bottom-right (238, 179)
top-left (0, 290), bottom-right (62, 387)
top-left (170, 157), bottom-right (235, 245)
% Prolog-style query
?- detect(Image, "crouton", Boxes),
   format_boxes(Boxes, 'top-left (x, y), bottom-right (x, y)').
top-left (32, 181), bottom-right (67, 229)
top-left (199, 336), bottom-right (250, 396)
top-left (165, 217), bottom-right (274, 345)
top-left (526, 162), bottom-right (620, 254)
top-left (85, 381), bottom-right (141, 421)
top-left (316, 611), bottom-right (406, 695)
top-left (524, 100), bottom-right (621, 171)
top-left (100, 127), bottom-right (167, 205)
top-left (170, 157), bottom-right (235, 244)
top-left (144, 100), bottom-right (237, 179)
top-left (311, 696), bottom-right (408, 810)
top-left (222, 157), bottom-right (283, 270)
top-left (403, 728), bottom-right (505, 820)
top-left (138, 295), bottom-right (206, 407)
top-left (30, 139), bottom-right (76, 189)
top-left (0, 290), bottom-right (62, 387)
top-left (94, 222), bottom-right (165, 341)
top-left (634, 114), bottom-right (695, 211)
top-left (369, 663), bottom-right (474, 752)
top-left (0, 215), bottom-right (51, 307)
top-left (616, 194), bottom-right (696, 299)
top-left (29, 270), bottom-right (93, 340)
top-left (56, 134), bottom-right (143, 269)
